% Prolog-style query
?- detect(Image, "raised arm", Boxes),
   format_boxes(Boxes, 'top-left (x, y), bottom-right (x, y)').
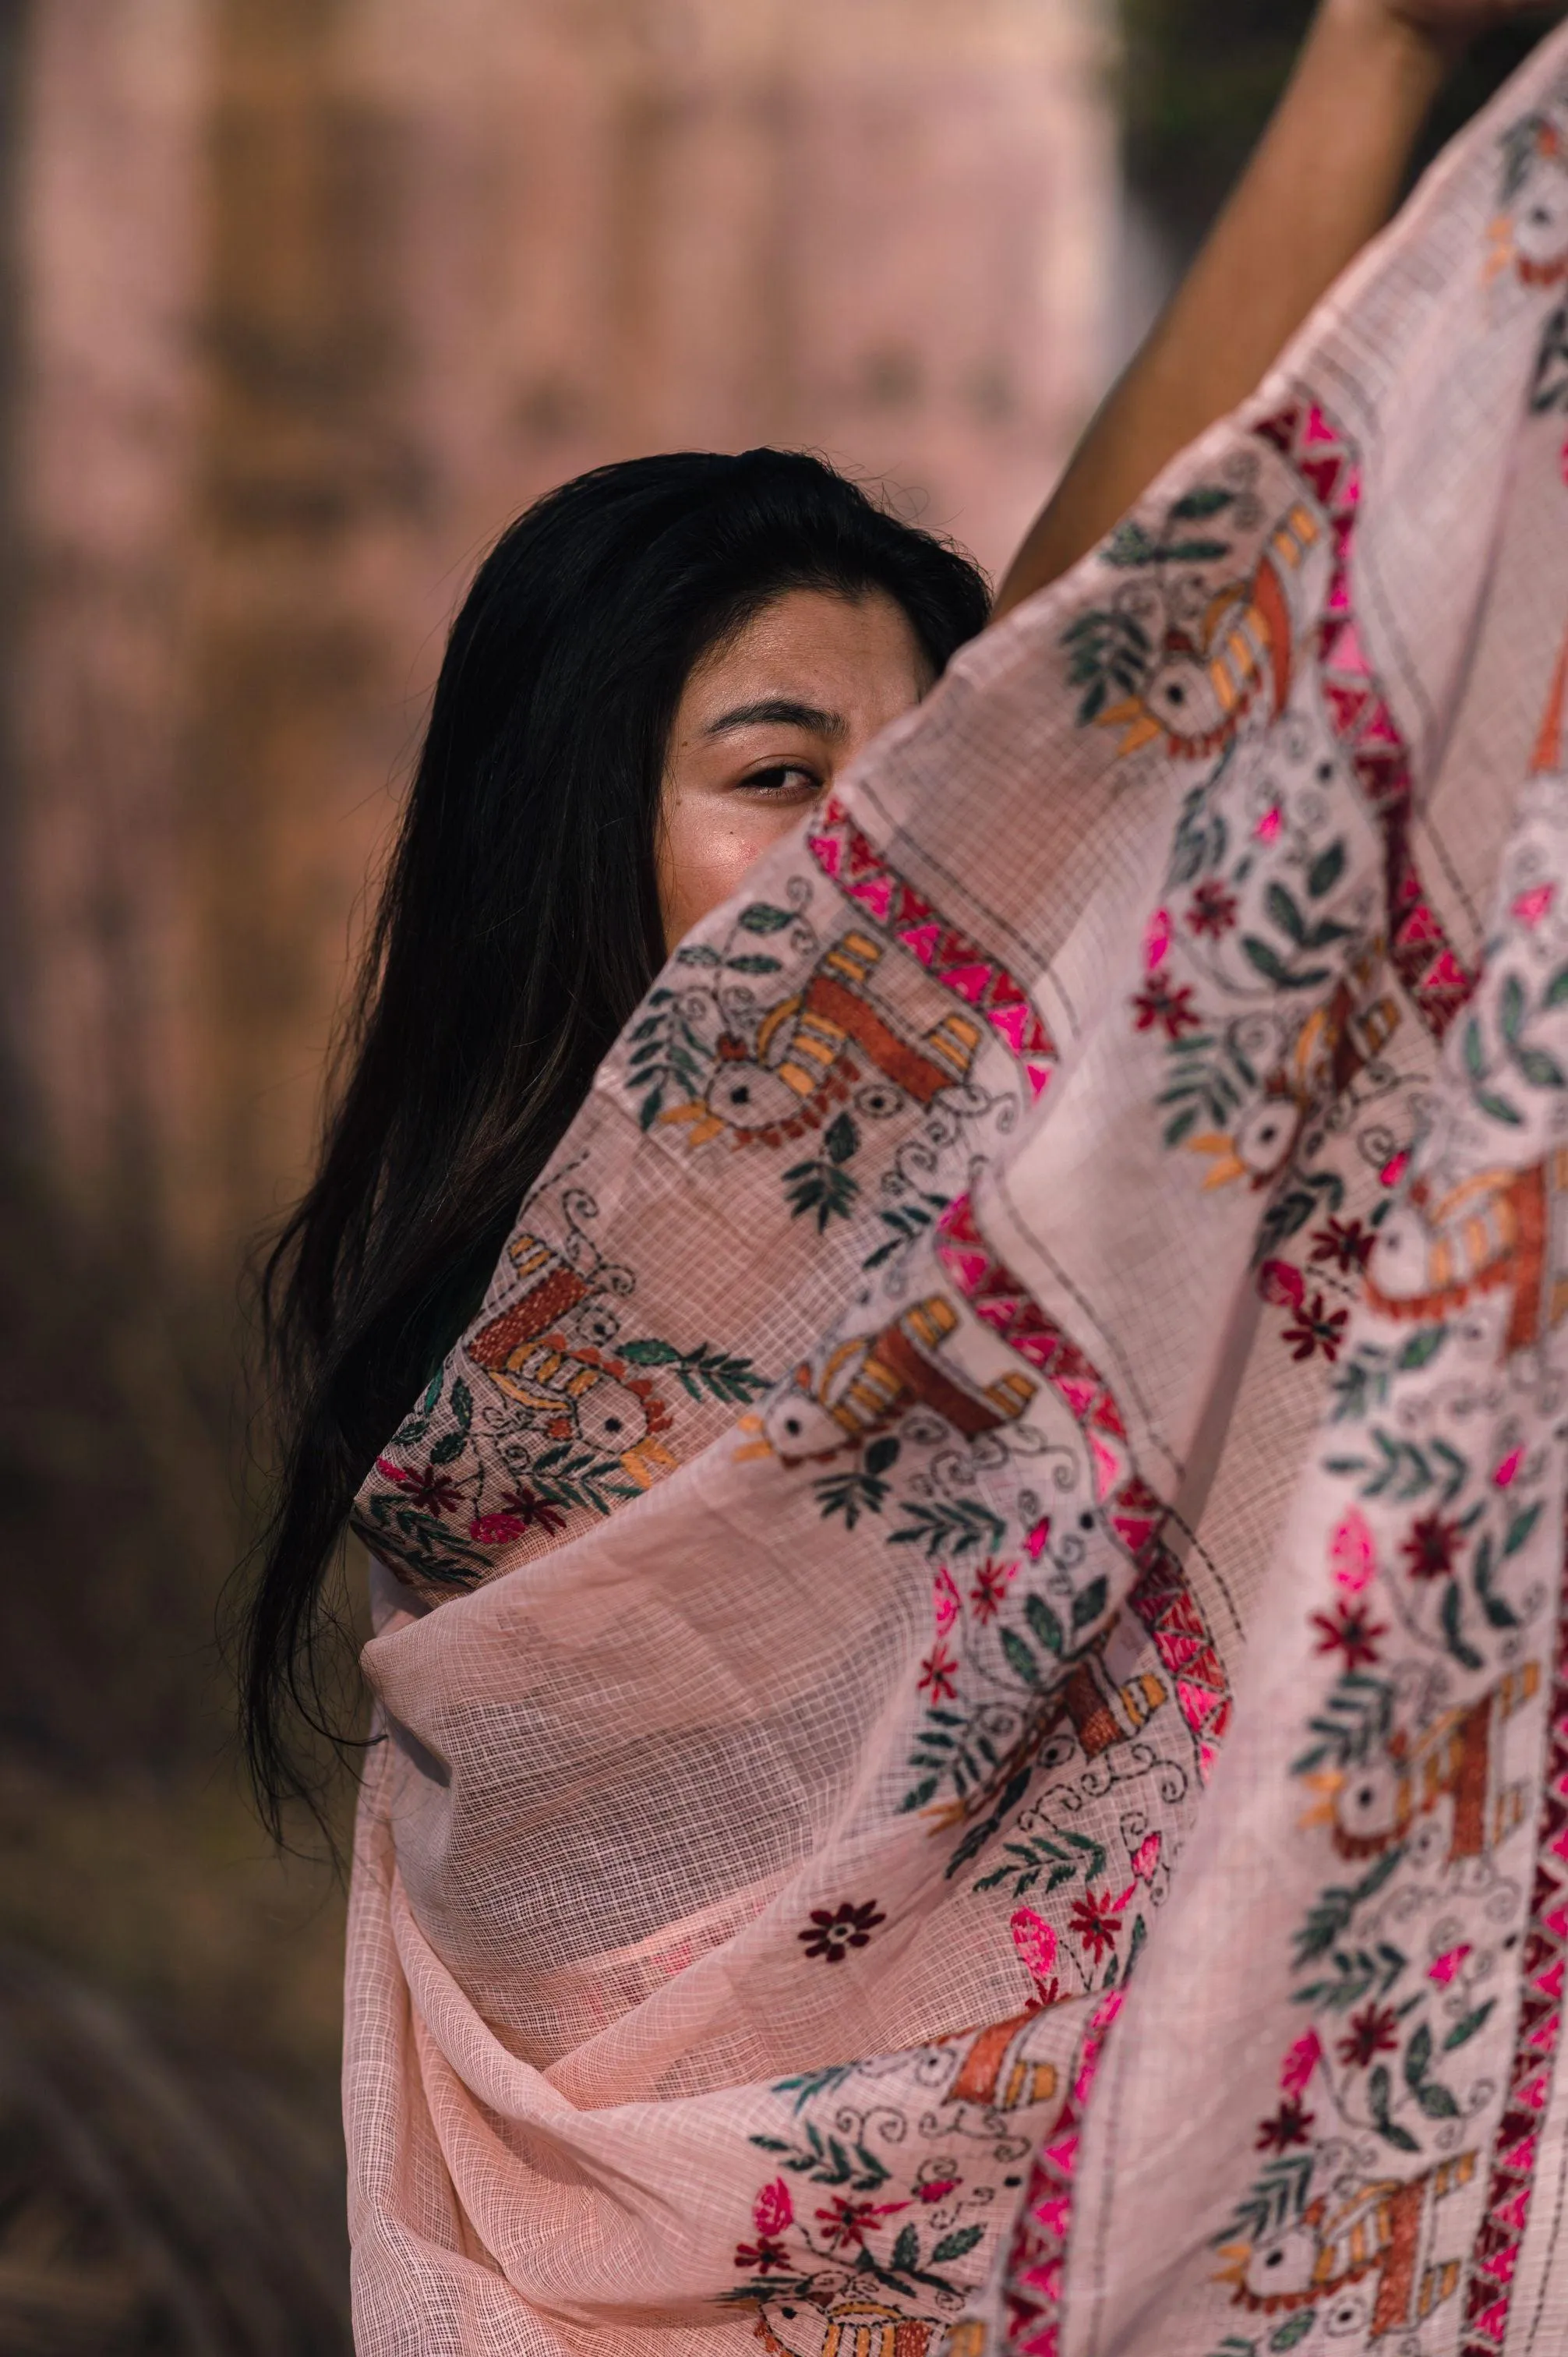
top-left (995, 0), bottom-right (1556, 620)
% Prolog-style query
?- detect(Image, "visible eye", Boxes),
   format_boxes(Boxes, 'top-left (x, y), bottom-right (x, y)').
top-left (737, 764), bottom-right (822, 798)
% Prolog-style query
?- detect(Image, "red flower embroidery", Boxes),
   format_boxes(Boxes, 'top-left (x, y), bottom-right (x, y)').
top-left (468, 1511), bottom-right (524, 1543)
top-left (814, 2195), bottom-right (908, 2252)
top-left (918, 1641), bottom-right (959, 1702)
top-left (753, 2179), bottom-right (793, 2238)
top-left (733, 2239), bottom-right (791, 2275)
top-left (1186, 880), bottom-right (1238, 939)
top-left (1281, 1291), bottom-right (1350, 1362)
top-left (1068, 1889), bottom-right (1126, 1963)
top-left (1311, 1599), bottom-right (1387, 1670)
top-left (500, 1486), bottom-right (568, 1535)
top-left (799, 1899), bottom-right (886, 1963)
top-left (1337, 2002), bottom-right (1400, 2069)
top-left (1308, 1216), bottom-right (1373, 1274)
top-left (968, 1557), bottom-right (1017, 1624)
top-left (1132, 967), bottom-right (1200, 1041)
top-left (392, 1461), bottom-right (464, 1516)
top-left (1401, 1511), bottom-right (1465, 1581)
top-left (1255, 2100), bottom-right (1315, 2152)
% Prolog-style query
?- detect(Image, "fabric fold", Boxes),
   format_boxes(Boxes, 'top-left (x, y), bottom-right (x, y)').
top-left (345, 25), bottom-right (1568, 2353)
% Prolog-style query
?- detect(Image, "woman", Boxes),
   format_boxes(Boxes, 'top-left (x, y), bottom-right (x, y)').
top-left (248, 2), bottom-right (1564, 2351)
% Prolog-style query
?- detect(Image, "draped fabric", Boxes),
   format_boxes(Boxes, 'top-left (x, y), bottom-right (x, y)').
top-left (345, 29), bottom-right (1568, 2352)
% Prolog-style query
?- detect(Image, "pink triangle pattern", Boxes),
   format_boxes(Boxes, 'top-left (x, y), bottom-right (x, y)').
top-left (1001, 1989), bottom-right (1125, 2355)
top-left (807, 803), bottom-right (1058, 1100)
top-left (1459, 1533), bottom-right (1568, 2354)
top-left (934, 1193), bottom-right (1231, 1770)
top-left (1252, 404), bottom-right (1475, 1040)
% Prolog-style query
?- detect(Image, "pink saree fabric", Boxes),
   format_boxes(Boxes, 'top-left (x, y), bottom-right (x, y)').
top-left (347, 28), bottom-right (1568, 2353)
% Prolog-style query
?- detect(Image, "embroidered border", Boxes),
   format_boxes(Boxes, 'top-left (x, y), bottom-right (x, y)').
top-left (1251, 400), bottom-right (1475, 1040)
top-left (809, 805), bottom-right (1059, 1101)
top-left (1001, 1989), bottom-right (1125, 2357)
top-left (1460, 1535), bottom-right (1568, 2351)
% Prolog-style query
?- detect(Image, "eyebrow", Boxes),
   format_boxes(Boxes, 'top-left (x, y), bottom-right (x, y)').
top-left (702, 698), bottom-right (847, 739)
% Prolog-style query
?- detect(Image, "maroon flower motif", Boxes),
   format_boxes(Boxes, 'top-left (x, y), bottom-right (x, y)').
top-left (1337, 2002), bottom-right (1400, 2069)
top-left (968, 1557), bottom-right (1017, 1624)
top-left (400, 1461), bottom-right (464, 1516)
top-left (814, 2195), bottom-right (908, 2252)
top-left (1068, 1889), bottom-right (1126, 1964)
top-left (799, 1899), bottom-right (886, 1963)
top-left (1311, 1599), bottom-right (1387, 1670)
top-left (1186, 880), bottom-right (1238, 939)
top-left (733, 2239), bottom-right (791, 2275)
top-left (1401, 1511), bottom-right (1465, 1581)
top-left (918, 1641), bottom-right (959, 1702)
top-left (1308, 1216), bottom-right (1374, 1274)
top-left (1281, 1291), bottom-right (1350, 1362)
top-left (1132, 967), bottom-right (1201, 1042)
top-left (1255, 2100), bottom-right (1315, 2153)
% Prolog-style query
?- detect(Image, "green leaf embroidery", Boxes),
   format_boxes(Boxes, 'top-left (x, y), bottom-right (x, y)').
top-left (737, 903), bottom-right (794, 933)
top-left (1440, 1578), bottom-right (1484, 1670)
top-left (1306, 841), bottom-right (1346, 899)
top-left (1026, 1594), bottom-right (1065, 1656)
top-left (1241, 936), bottom-right (1330, 991)
top-left (1443, 1999), bottom-right (1495, 2050)
top-left (1517, 1044), bottom-right (1566, 1089)
top-left (825, 1111), bottom-right (860, 1165)
top-left (930, 2224), bottom-right (984, 2265)
top-left (1167, 486), bottom-right (1235, 521)
top-left (1505, 1500), bottom-right (1543, 1556)
top-left (1001, 1628), bottom-right (1043, 1688)
top-left (1366, 2064), bottom-right (1420, 2154)
top-left (1071, 1575), bottom-right (1109, 1631)
top-left (1266, 882), bottom-right (1308, 947)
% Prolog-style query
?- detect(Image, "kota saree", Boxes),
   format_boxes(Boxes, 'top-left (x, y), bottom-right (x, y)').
top-left (347, 26), bottom-right (1568, 2353)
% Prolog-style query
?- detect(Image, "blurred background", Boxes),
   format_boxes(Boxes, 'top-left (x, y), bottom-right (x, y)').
top-left (0, 2), bottom-right (1548, 2346)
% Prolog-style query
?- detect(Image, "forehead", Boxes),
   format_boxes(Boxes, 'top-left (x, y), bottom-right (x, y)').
top-left (679, 586), bottom-right (931, 725)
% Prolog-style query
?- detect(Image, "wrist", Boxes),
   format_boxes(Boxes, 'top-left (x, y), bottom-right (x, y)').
top-left (1316, 0), bottom-right (1467, 84)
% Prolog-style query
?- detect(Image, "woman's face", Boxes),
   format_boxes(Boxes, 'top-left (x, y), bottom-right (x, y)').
top-left (658, 585), bottom-right (932, 949)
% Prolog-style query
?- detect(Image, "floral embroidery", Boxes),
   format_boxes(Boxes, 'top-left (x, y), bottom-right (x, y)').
top-left (1400, 1508), bottom-right (1467, 1580)
top-left (1254, 2099), bottom-right (1314, 2153)
top-left (1308, 1214), bottom-right (1373, 1272)
top-left (798, 1899), bottom-right (886, 1963)
top-left (1308, 1597), bottom-right (1386, 1669)
top-left (1280, 1291), bottom-right (1349, 1362)
top-left (1068, 1889), bottom-right (1128, 1964)
top-left (1335, 2000), bottom-right (1400, 2069)
top-left (1132, 967), bottom-right (1200, 1041)
top-left (1186, 878), bottom-right (1238, 938)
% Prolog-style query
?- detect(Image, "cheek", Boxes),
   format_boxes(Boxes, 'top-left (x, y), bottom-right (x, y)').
top-left (658, 793), bottom-right (805, 949)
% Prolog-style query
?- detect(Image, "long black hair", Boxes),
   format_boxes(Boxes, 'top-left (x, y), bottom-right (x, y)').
top-left (243, 447), bottom-right (990, 1830)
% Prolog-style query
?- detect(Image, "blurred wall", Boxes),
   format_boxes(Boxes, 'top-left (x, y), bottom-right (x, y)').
top-left (8, 0), bottom-right (1117, 1277)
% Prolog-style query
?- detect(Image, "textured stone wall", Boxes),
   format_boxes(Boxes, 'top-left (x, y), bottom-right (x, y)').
top-left (9, 0), bottom-right (1115, 1267)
